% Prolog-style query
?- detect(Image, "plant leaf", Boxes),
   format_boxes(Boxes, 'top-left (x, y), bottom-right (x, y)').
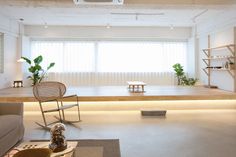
top-left (28, 66), bottom-right (35, 73)
top-left (34, 55), bottom-right (43, 65)
top-left (21, 57), bottom-right (31, 64)
top-left (34, 64), bottom-right (42, 71)
top-left (47, 62), bottom-right (55, 70)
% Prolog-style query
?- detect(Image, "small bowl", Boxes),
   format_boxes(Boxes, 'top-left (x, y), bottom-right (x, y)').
top-left (13, 148), bottom-right (52, 157)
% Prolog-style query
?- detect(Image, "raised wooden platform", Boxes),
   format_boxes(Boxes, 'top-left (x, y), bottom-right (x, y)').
top-left (0, 86), bottom-right (236, 103)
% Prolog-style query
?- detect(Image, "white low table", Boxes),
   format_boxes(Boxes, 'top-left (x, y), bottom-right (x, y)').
top-left (127, 81), bottom-right (146, 92)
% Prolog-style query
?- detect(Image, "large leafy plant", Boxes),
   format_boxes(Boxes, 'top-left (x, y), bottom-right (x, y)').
top-left (172, 63), bottom-right (184, 85)
top-left (21, 55), bottom-right (55, 85)
top-left (172, 63), bottom-right (197, 86)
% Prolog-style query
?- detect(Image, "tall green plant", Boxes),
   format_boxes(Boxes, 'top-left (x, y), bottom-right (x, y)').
top-left (21, 55), bottom-right (55, 85)
top-left (172, 63), bottom-right (184, 85)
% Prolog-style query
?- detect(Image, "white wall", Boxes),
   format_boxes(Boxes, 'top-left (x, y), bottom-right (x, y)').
top-left (196, 10), bottom-right (236, 92)
top-left (0, 14), bottom-right (20, 89)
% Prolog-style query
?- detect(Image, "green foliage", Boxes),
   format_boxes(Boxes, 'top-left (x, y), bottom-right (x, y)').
top-left (172, 63), bottom-right (198, 86)
top-left (21, 55), bottom-right (55, 85)
top-left (172, 63), bottom-right (184, 85)
top-left (181, 75), bottom-right (198, 86)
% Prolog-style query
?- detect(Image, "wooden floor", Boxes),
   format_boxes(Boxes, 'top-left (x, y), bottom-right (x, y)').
top-left (0, 86), bottom-right (236, 102)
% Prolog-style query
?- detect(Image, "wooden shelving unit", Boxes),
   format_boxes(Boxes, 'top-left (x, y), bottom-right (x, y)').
top-left (202, 35), bottom-right (235, 89)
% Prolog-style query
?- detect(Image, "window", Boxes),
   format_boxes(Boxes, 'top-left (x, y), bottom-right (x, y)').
top-left (31, 41), bottom-right (95, 72)
top-left (0, 33), bottom-right (3, 73)
top-left (97, 41), bottom-right (186, 72)
top-left (31, 40), bottom-right (187, 73)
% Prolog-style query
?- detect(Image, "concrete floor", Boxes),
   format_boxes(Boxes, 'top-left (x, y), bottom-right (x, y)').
top-left (23, 110), bottom-right (236, 157)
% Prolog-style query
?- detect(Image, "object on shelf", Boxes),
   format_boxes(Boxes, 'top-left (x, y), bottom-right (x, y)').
top-left (13, 80), bottom-right (23, 88)
top-left (224, 62), bottom-right (229, 69)
top-left (229, 62), bottom-right (235, 70)
top-left (206, 66), bottom-right (223, 69)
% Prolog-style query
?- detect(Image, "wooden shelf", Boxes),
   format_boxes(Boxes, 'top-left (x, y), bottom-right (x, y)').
top-left (203, 68), bottom-right (234, 78)
top-left (210, 68), bottom-right (232, 71)
top-left (202, 56), bottom-right (235, 60)
top-left (202, 44), bottom-right (235, 51)
top-left (202, 38), bottom-right (235, 89)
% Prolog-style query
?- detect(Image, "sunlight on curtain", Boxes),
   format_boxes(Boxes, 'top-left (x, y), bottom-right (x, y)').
top-left (30, 40), bottom-right (187, 86)
top-left (97, 42), bottom-right (186, 72)
top-left (31, 41), bottom-right (95, 72)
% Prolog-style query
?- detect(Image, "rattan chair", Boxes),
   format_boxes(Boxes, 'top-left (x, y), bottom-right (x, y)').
top-left (33, 81), bottom-right (81, 130)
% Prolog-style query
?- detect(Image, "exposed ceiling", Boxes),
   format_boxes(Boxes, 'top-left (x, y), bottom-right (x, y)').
top-left (0, 0), bottom-right (235, 27)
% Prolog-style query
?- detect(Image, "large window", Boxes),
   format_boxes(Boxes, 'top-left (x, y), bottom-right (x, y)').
top-left (31, 41), bottom-right (95, 72)
top-left (31, 40), bottom-right (187, 72)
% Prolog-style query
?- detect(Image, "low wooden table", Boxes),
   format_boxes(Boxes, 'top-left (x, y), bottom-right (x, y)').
top-left (127, 81), bottom-right (146, 92)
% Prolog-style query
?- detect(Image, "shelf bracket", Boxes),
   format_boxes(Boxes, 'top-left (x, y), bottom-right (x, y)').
top-left (227, 46), bottom-right (235, 56)
top-left (227, 70), bottom-right (234, 78)
top-left (202, 50), bottom-right (208, 56)
top-left (202, 59), bottom-right (209, 66)
top-left (202, 68), bottom-right (209, 76)
top-left (227, 57), bottom-right (234, 63)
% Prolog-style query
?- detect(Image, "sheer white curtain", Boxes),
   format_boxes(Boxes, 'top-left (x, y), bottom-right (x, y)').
top-left (30, 40), bottom-right (187, 86)
top-left (97, 41), bottom-right (186, 72)
top-left (31, 41), bottom-right (95, 72)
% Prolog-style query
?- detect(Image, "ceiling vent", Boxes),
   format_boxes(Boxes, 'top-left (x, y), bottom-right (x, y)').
top-left (73, 0), bottom-right (124, 5)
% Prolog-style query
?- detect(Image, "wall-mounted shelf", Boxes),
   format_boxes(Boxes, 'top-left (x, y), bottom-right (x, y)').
top-left (202, 36), bottom-right (235, 89)
top-left (203, 68), bottom-right (235, 78)
top-left (202, 56), bottom-right (235, 60)
top-left (202, 44), bottom-right (234, 51)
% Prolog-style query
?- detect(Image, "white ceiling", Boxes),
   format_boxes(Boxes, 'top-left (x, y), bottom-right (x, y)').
top-left (0, 0), bottom-right (235, 27)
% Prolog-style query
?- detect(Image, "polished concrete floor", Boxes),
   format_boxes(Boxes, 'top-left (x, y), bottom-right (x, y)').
top-left (23, 110), bottom-right (236, 157)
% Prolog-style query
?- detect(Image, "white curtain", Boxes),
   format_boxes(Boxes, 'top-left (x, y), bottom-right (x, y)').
top-left (97, 41), bottom-right (186, 72)
top-left (31, 40), bottom-right (187, 86)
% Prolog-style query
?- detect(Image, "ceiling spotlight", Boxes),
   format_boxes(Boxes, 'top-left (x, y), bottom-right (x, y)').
top-left (44, 22), bottom-right (48, 29)
top-left (19, 18), bottom-right (24, 22)
top-left (106, 24), bottom-right (111, 29)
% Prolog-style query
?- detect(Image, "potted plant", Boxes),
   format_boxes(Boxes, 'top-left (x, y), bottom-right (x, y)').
top-left (172, 63), bottom-right (184, 85)
top-left (21, 55), bottom-right (55, 85)
top-left (172, 63), bottom-right (198, 86)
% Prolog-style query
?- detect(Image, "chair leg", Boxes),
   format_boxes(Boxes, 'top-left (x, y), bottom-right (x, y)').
top-left (56, 101), bottom-right (63, 122)
top-left (60, 101), bottom-right (66, 121)
top-left (77, 97), bottom-right (81, 121)
top-left (39, 103), bottom-right (47, 127)
top-left (35, 122), bottom-right (51, 130)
